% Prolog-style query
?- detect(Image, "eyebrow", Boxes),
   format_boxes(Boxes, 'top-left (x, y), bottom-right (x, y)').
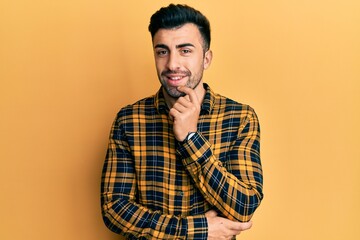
top-left (154, 43), bottom-right (195, 50)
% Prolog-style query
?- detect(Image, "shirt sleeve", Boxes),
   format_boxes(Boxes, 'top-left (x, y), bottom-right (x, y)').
top-left (101, 117), bottom-right (208, 239)
top-left (177, 107), bottom-right (263, 222)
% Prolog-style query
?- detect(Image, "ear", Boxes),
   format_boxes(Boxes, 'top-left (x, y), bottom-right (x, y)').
top-left (203, 50), bottom-right (213, 70)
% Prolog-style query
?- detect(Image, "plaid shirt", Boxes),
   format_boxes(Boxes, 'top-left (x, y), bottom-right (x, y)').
top-left (101, 84), bottom-right (263, 239)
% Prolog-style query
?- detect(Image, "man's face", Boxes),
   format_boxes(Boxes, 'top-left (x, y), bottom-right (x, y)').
top-left (153, 23), bottom-right (212, 98)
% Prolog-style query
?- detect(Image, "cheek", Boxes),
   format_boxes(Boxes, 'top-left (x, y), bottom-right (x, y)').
top-left (192, 59), bottom-right (205, 72)
top-left (154, 59), bottom-right (164, 71)
top-left (186, 57), bottom-right (202, 70)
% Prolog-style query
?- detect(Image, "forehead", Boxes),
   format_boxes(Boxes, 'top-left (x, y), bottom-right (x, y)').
top-left (153, 23), bottom-right (203, 47)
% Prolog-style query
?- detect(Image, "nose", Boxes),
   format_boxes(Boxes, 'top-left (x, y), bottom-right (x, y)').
top-left (166, 51), bottom-right (180, 70)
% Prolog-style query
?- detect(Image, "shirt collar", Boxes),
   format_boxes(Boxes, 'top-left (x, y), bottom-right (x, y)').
top-left (154, 83), bottom-right (215, 115)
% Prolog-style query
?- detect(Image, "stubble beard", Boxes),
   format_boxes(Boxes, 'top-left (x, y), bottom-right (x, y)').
top-left (159, 70), bottom-right (204, 98)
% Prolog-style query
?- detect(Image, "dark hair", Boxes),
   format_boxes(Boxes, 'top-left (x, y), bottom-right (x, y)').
top-left (148, 4), bottom-right (211, 51)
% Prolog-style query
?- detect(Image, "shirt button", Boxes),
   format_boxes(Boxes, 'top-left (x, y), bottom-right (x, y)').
top-left (178, 191), bottom-right (184, 196)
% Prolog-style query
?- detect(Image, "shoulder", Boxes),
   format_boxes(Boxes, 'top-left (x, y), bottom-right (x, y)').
top-left (116, 95), bottom-right (156, 121)
top-left (213, 92), bottom-right (257, 119)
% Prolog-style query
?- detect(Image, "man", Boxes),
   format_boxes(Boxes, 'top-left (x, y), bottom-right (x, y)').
top-left (101, 4), bottom-right (263, 240)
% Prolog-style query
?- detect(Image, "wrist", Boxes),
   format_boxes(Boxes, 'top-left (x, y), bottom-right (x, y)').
top-left (180, 131), bottom-right (196, 143)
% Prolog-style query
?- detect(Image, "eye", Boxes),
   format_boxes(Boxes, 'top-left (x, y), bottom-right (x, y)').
top-left (156, 49), bottom-right (168, 56)
top-left (181, 49), bottom-right (192, 55)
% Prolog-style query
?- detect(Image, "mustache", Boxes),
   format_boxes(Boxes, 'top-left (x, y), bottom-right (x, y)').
top-left (161, 70), bottom-right (191, 76)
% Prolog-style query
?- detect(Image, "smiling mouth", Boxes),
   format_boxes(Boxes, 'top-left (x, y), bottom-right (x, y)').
top-left (165, 75), bottom-right (187, 86)
top-left (162, 70), bottom-right (189, 85)
top-left (167, 76), bottom-right (183, 80)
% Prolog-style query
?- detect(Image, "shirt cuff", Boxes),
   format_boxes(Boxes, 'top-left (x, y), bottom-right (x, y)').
top-left (186, 215), bottom-right (208, 240)
top-left (177, 132), bottom-right (213, 166)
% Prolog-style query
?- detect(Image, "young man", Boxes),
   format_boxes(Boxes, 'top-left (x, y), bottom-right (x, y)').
top-left (101, 4), bottom-right (263, 240)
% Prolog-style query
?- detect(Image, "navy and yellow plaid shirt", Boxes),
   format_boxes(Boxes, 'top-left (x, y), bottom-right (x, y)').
top-left (101, 84), bottom-right (263, 239)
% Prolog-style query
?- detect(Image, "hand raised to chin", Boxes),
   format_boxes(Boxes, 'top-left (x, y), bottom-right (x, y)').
top-left (169, 86), bottom-right (201, 141)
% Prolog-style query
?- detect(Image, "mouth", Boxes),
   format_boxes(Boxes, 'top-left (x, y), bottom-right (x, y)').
top-left (168, 78), bottom-right (186, 88)
top-left (162, 71), bottom-right (190, 87)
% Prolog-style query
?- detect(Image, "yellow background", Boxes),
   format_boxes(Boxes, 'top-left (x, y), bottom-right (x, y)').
top-left (1, 0), bottom-right (359, 239)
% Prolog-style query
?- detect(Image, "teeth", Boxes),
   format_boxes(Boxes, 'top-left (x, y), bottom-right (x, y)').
top-left (170, 76), bottom-right (182, 80)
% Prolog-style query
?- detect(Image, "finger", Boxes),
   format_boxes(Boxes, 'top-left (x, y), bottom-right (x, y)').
top-left (239, 221), bottom-right (252, 231)
top-left (174, 97), bottom-right (193, 109)
top-left (226, 225), bottom-right (249, 237)
top-left (227, 230), bottom-right (242, 237)
top-left (205, 209), bottom-right (218, 218)
top-left (172, 101), bottom-right (188, 113)
top-left (169, 107), bottom-right (180, 119)
top-left (230, 221), bottom-right (252, 231)
top-left (177, 86), bottom-right (199, 104)
top-left (223, 229), bottom-right (243, 238)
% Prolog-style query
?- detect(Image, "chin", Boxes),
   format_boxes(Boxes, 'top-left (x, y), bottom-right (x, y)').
top-left (167, 89), bottom-right (186, 98)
